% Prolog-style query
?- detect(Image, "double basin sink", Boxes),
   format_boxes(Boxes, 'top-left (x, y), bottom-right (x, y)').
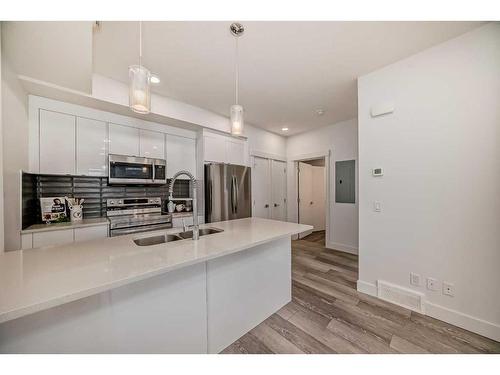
top-left (133, 228), bottom-right (223, 246)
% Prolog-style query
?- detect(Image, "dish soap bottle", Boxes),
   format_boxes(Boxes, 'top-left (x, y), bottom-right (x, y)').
top-left (167, 200), bottom-right (175, 213)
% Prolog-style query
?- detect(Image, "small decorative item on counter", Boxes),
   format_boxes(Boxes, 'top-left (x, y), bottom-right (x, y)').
top-left (167, 200), bottom-right (176, 213)
top-left (40, 197), bottom-right (69, 224)
top-left (185, 200), bottom-right (192, 212)
top-left (65, 197), bottom-right (84, 223)
top-left (175, 204), bottom-right (186, 212)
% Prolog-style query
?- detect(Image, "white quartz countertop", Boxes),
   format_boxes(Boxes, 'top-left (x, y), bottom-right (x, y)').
top-left (21, 218), bottom-right (110, 234)
top-left (0, 218), bottom-right (311, 324)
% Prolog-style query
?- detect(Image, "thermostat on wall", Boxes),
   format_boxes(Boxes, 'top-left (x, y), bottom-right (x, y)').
top-left (372, 168), bottom-right (383, 176)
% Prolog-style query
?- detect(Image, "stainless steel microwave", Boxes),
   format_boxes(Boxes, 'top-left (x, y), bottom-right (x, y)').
top-left (108, 154), bottom-right (167, 185)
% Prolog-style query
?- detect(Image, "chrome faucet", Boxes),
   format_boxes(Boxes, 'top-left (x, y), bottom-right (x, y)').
top-left (169, 170), bottom-right (199, 240)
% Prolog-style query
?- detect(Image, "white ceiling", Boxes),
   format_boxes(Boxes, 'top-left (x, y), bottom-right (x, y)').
top-left (93, 21), bottom-right (483, 136)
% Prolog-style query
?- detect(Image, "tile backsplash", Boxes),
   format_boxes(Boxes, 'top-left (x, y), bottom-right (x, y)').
top-left (22, 172), bottom-right (191, 229)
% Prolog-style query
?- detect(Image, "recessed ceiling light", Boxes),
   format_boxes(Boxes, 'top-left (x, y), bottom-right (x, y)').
top-left (316, 108), bottom-right (325, 116)
top-left (281, 127), bottom-right (289, 132)
top-left (150, 74), bottom-right (160, 84)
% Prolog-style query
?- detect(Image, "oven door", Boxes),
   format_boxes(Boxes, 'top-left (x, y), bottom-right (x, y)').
top-left (108, 154), bottom-right (154, 184)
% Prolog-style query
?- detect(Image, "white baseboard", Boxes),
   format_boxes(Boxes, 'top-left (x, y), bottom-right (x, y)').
top-left (426, 301), bottom-right (500, 342)
top-left (326, 241), bottom-right (358, 255)
top-left (356, 280), bottom-right (377, 296)
top-left (356, 279), bottom-right (500, 342)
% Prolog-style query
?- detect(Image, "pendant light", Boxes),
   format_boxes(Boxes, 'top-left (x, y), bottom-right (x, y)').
top-left (230, 22), bottom-right (244, 135)
top-left (129, 21), bottom-right (151, 114)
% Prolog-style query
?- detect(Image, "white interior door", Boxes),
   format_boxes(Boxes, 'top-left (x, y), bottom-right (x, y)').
top-left (252, 156), bottom-right (271, 218)
top-left (271, 160), bottom-right (286, 221)
top-left (298, 162), bottom-right (314, 238)
top-left (311, 166), bottom-right (326, 231)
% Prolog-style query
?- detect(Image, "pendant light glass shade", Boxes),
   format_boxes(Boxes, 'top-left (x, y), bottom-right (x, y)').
top-left (129, 64), bottom-right (151, 114)
top-left (230, 104), bottom-right (244, 135)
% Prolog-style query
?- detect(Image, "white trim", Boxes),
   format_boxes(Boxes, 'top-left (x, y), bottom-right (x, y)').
top-left (357, 279), bottom-right (500, 342)
top-left (356, 280), bottom-right (377, 296)
top-left (426, 301), bottom-right (500, 342)
top-left (250, 150), bottom-right (286, 162)
top-left (326, 241), bottom-right (358, 255)
top-left (288, 150), bottom-right (330, 162)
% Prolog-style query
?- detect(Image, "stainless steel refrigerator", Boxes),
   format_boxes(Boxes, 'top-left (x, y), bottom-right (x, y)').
top-left (205, 163), bottom-right (252, 223)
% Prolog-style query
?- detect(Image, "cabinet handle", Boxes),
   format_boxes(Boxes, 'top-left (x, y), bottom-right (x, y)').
top-left (274, 203), bottom-right (280, 207)
top-left (264, 204), bottom-right (269, 208)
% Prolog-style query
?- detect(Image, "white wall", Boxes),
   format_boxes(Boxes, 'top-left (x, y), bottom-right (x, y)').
top-left (286, 118), bottom-right (358, 253)
top-left (358, 23), bottom-right (500, 341)
top-left (0, 25), bottom-right (4, 252)
top-left (1, 47), bottom-right (29, 252)
top-left (244, 124), bottom-right (287, 160)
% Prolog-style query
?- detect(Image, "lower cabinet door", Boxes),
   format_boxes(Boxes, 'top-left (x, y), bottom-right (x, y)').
top-left (33, 230), bottom-right (74, 248)
top-left (74, 226), bottom-right (109, 242)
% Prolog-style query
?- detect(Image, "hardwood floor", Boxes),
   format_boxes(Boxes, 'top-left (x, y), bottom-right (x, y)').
top-left (221, 231), bottom-right (500, 354)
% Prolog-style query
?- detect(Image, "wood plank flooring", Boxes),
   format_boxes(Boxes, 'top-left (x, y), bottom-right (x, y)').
top-left (221, 230), bottom-right (500, 354)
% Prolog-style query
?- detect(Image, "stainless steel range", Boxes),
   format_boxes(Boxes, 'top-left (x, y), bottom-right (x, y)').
top-left (106, 197), bottom-right (172, 237)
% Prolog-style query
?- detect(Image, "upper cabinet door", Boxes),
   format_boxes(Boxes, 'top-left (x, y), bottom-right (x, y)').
top-left (166, 134), bottom-right (196, 178)
top-left (203, 135), bottom-right (226, 163)
top-left (39, 110), bottom-right (76, 174)
top-left (226, 140), bottom-right (245, 165)
top-left (76, 117), bottom-right (108, 176)
top-left (109, 123), bottom-right (140, 156)
top-left (140, 129), bottom-right (165, 159)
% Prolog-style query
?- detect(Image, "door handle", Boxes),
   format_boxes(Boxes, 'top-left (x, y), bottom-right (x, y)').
top-left (264, 204), bottom-right (269, 208)
top-left (310, 201), bottom-right (314, 205)
top-left (233, 176), bottom-right (238, 213)
top-left (274, 203), bottom-right (280, 207)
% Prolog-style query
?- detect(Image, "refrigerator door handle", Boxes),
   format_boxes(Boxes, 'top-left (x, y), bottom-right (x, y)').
top-left (208, 180), bottom-right (212, 216)
top-left (230, 176), bottom-right (236, 214)
top-left (233, 175), bottom-right (238, 214)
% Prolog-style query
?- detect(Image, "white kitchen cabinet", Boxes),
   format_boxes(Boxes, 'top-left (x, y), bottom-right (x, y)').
top-left (140, 129), bottom-right (165, 159)
top-left (74, 226), bottom-right (109, 242)
top-left (226, 140), bottom-right (245, 165)
top-left (203, 134), bottom-right (226, 163)
top-left (76, 118), bottom-right (108, 176)
top-left (33, 229), bottom-right (74, 249)
top-left (109, 123), bottom-right (140, 156)
top-left (166, 134), bottom-right (196, 178)
top-left (39, 110), bottom-right (76, 174)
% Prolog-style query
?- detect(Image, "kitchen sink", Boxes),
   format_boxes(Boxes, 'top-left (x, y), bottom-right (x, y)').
top-left (133, 234), bottom-right (183, 246)
top-left (133, 228), bottom-right (224, 246)
top-left (178, 227), bottom-right (224, 239)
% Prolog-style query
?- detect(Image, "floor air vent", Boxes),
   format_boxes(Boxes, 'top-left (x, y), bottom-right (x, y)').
top-left (377, 280), bottom-right (425, 313)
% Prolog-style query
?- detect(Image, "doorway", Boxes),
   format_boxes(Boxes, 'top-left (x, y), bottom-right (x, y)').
top-left (297, 158), bottom-right (326, 240)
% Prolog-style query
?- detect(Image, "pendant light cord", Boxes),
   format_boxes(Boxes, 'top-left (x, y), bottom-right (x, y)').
top-left (235, 36), bottom-right (239, 105)
top-left (139, 21), bottom-right (142, 67)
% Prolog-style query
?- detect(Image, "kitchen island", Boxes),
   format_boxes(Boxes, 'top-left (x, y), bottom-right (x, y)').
top-left (0, 218), bottom-right (311, 353)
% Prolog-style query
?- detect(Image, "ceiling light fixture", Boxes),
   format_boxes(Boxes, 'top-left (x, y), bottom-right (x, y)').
top-left (150, 74), bottom-right (160, 84)
top-left (281, 127), bottom-right (289, 132)
top-left (129, 21), bottom-right (151, 114)
top-left (229, 22), bottom-right (245, 136)
top-left (316, 108), bottom-right (325, 116)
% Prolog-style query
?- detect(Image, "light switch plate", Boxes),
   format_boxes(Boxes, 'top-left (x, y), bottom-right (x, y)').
top-left (373, 201), bottom-right (381, 212)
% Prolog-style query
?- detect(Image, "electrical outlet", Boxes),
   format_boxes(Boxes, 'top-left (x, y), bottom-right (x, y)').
top-left (443, 282), bottom-right (454, 296)
top-left (410, 272), bottom-right (421, 286)
top-left (426, 277), bottom-right (438, 291)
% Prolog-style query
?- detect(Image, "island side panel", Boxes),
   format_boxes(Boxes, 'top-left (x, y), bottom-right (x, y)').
top-left (206, 237), bottom-right (292, 353)
top-left (0, 262), bottom-right (208, 353)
